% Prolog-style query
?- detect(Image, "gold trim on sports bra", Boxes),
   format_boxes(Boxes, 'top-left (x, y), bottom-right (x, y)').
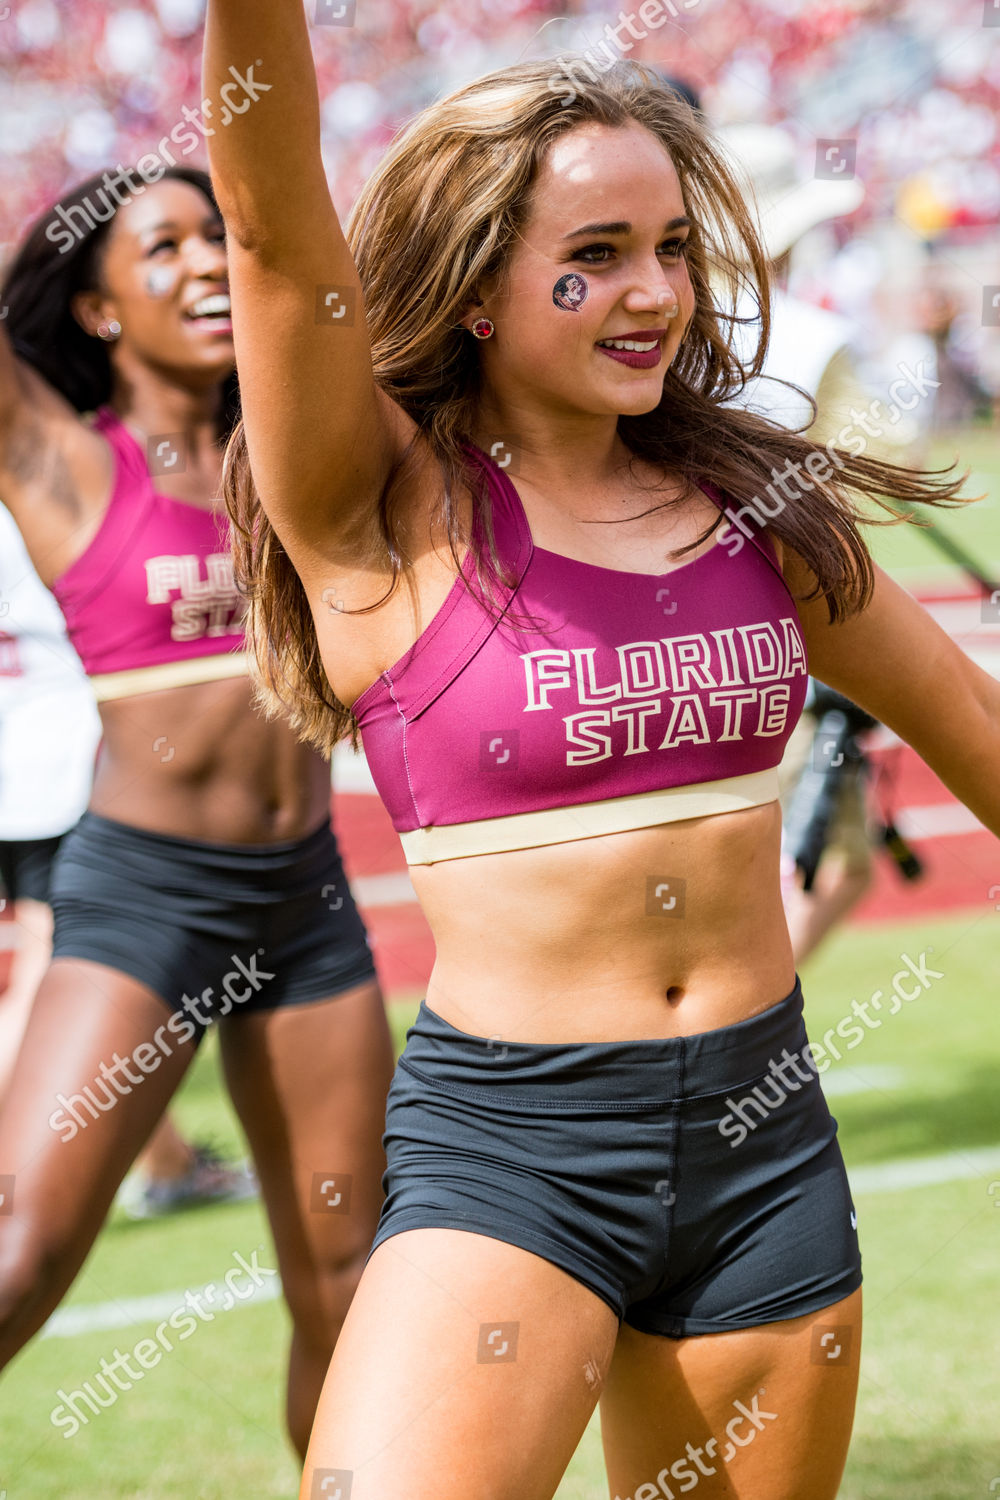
top-left (90, 652), bottom-right (250, 702)
top-left (399, 767), bottom-right (781, 865)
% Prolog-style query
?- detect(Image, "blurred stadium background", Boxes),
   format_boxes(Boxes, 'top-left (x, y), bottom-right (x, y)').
top-left (3, 0), bottom-right (1000, 405)
top-left (1, 2), bottom-right (999, 1497)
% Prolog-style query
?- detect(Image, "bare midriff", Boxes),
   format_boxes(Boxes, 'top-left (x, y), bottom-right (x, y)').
top-left (89, 676), bottom-right (332, 845)
top-left (410, 798), bottom-right (796, 1043)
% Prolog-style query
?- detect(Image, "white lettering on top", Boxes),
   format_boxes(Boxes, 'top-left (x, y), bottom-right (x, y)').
top-left (523, 649), bottom-right (573, 711)
top-left (521, 616), bottom-right (808, 765)
top-left (144, 554), bottom-right (245, 641)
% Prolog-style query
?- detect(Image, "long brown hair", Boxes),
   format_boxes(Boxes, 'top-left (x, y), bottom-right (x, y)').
top-left (224, 59), bottom-right (971, 758)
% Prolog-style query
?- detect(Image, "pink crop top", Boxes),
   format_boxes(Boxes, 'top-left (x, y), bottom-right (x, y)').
top-left (51, 407), bottom-right (247, 701)
top-left (354, 444), bottom-right (810, 864)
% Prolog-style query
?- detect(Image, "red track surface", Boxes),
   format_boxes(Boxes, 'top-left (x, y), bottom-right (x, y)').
top-left (332, 792), bottom-right (434, 997)
top-left (849, 745), bottom-right (998, 925)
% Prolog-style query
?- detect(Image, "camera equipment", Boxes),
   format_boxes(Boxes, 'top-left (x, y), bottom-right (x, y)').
top-left (783, 684), bottom-right (874, 891)
top-left (879, 819), bottom-right (923, 880)
top-left (784, 505), bottom-right (996, 894)
top-left (783, 682), bottom-right (925, 890)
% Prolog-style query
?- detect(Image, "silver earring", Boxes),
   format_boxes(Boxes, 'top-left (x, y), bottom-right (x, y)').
top-left (96, 320), bottom-right (122, 342)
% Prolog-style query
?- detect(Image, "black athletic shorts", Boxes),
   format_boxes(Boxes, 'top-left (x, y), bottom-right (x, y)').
top-left (0, 832), bottom-right (68, 905)
top-left (367, 975), bottom-right (862, 1336)
top-left (49, 810), bottom-right (377, 1041)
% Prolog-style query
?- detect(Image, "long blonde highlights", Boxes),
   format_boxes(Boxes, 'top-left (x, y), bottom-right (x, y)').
top-left (225, 59), bottom-right (971, 757)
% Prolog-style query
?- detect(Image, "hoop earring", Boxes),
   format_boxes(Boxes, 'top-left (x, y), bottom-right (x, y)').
top-left (470, 318), bottom-right (494, 340)
top-left (96, 320), bottom-right (122, 342)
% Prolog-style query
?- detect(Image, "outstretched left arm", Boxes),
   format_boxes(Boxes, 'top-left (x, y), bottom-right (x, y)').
top-left (782, 546), bottom-right (1000, 841)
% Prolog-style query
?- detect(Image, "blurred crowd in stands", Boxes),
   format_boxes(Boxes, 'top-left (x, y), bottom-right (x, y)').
top-left (2, 0), bottom-right (998, 420)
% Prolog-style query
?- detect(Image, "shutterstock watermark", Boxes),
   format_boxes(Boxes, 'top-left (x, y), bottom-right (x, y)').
top-left (47, 948), bottom-right (274, 1142)
top-left (548, 2), bottom-right (703, 105)
top-left (815, 139), bottom-right (857, 180)
top-left (614, 1389), bottom-right (777, 1498)
top-left (49, 1247), bottom-right (277, 1438)
top-left (719, 950), bottom-right (944, 1147)
top-left (718, 359), bottom-right (940, 558)
top-left (45, 61), bottom-right (272, 254)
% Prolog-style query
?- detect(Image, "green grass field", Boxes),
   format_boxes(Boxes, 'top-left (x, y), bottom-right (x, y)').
top-left (2, 910), bottom-right (998, 1500)
top-left (862, 426), bottom-right (1000, 582)
top-left (1, 425), bottom-right (998, 1498)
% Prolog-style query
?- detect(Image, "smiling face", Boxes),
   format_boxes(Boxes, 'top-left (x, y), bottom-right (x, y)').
top-left (72, 178), bottom-right (234, 384)
top-left (465, 120), bottom-right (695, 423)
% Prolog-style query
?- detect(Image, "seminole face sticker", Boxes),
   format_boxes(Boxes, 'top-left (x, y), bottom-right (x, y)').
top-left (145, 265), bottom-right (179, 299)
top-left (552, 272), bottom-right (589, 311)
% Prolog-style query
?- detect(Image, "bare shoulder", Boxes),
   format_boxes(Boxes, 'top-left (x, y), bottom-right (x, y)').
top-left (295, 419), bottom-right (476, 709)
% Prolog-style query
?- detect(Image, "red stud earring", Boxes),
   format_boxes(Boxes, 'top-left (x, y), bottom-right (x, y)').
top-left (471, 318), bottom-right (495, 340)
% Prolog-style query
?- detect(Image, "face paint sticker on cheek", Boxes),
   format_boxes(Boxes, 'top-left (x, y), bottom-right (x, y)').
top-left (145, 265), bottom-right (179, 299)
top-left (552, 273), bottom-right (589, 312)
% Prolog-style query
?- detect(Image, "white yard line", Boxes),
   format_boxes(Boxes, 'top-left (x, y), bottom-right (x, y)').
top-left (41, 1276), bottom-right (281, 1340)
top-left (894, 803), bottom-right (989, 838)
top-left (40, 1139), bottom-right (1000, 1339)
top-left (848, 1144), bottom-right (1000, 1195)
top-left (821, 1064), bottom-right (906, 1097)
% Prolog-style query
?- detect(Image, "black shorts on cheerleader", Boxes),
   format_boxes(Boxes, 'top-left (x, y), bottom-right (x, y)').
top-left (49, 809), bottom-right (376, 1041)
top-left (367, 974), bottom-right (862, 1337)
top-left (0, 831), bottom-right (68, 905)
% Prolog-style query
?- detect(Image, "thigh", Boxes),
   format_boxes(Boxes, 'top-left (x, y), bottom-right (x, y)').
top-left (600, 1286), bottom-right (862, 1500)
top-left (302, 1226), bottom-right (620, 1500)
top-left (0, 959), bottom-right (195, 1341)
top-left (1, 957), bottom-right (196, 1189)
top-left (218, 979), bottom-right (395, 1294)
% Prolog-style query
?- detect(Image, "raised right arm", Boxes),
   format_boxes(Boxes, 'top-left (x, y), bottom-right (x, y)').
top-left (203, 0), bottom-right (409, 557)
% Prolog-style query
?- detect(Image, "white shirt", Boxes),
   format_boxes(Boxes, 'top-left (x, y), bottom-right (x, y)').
top-left (726, 284), bottom-right (918, 456)
top-left (0, 503), bottom-right (101, 838)
top-left (729, 285), bottom-right (854, 429)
